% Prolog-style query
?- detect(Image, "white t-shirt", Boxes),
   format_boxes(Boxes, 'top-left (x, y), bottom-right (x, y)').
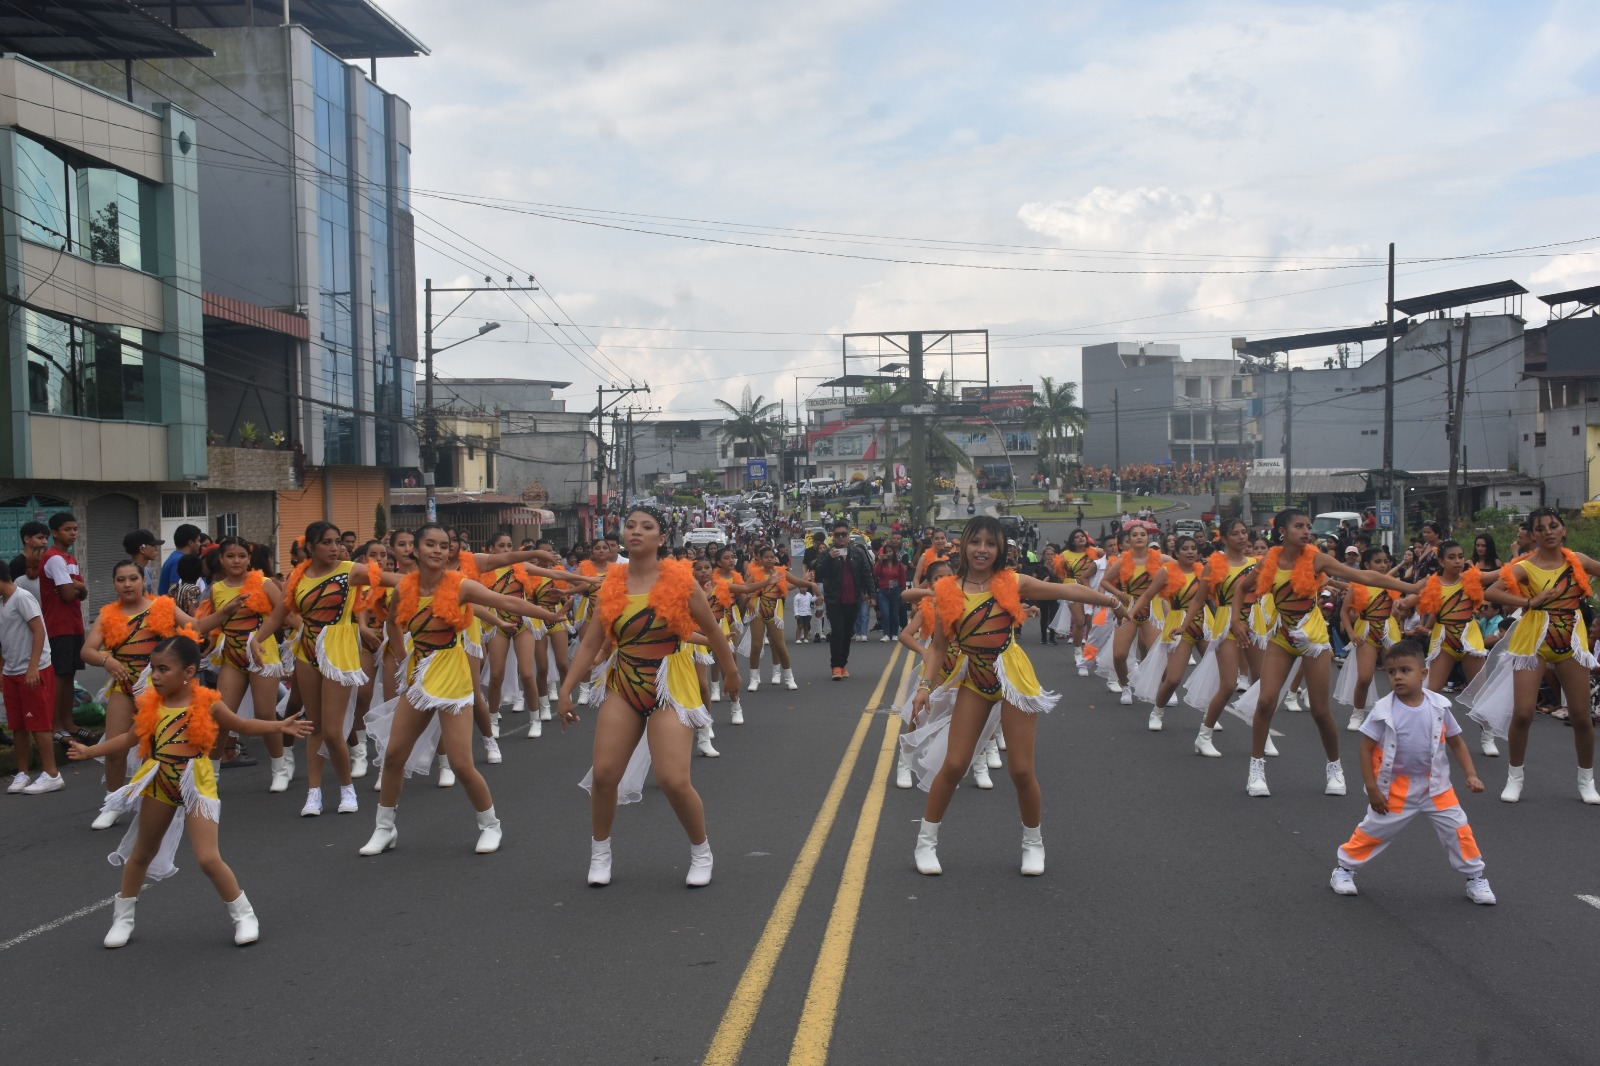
top-left (41, 553), bottom-right (78, 587)
top-left (0, 587), bottom-right (51, 675)
top-left (1362, 694), bottom-right (1460, 776)
top-left (793, 591), bottom-right (816, 617)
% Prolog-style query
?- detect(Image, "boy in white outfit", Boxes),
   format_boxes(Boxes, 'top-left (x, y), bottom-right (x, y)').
top-left (792, 589), bottom-right (816, 643)
top-left (1331, 638), bottom-right (1495, 904)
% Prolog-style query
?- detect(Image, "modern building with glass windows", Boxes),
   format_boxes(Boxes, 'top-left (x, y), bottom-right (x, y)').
top-left (57, 0), bottom-right (426, 556)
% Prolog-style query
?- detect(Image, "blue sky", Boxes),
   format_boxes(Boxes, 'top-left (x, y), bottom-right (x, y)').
top-left (379, 0), bottom-right (1600, 415)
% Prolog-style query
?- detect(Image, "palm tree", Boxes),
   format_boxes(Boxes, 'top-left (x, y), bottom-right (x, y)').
top-left (714, 386), bottom-right (783, 485)
top-left (1024, 376), bottom-right (1087, 491)
top-left (861, 379), bottom-right (909, 489)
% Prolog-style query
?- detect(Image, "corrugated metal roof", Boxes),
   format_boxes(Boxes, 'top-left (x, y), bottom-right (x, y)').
top-left (0, 0), bottom-right (213, 61)
top-left (1244, 473), bottom-right (1368, 494)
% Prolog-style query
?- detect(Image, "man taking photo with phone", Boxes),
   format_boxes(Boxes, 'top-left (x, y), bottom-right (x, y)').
top-left (812, 519), bottom-right (876, 680)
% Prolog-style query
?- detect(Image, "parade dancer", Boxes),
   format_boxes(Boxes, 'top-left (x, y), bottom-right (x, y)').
top-left (1334, 547), bottom-right (1401, 732)
top-left (1132, 537), bottom-right (1207, 732)
top-left (1408, 541), bottom-right (1499, 756)
top-left (1053, 529), bottom-right (1101, 644)
top-left (1184, 519), bottom-right (1257, 757)
top-left (249, 522), bottom-right (393, 818)
top-left (205, 538), bottom-right (293, 792)
top-left (81, 562), bottom-right (237, 829)
top-left (1478, 508), bottom-right (1600, 804)
top-left (1329, 639), bottom-right (1495, 905)
top-left (744, 545), bottom-right (819, 692)
top-left (1103, 525), bottom-right (1166, 704)
top-left (908, 516), bottom-right (1122, 877)
top-left (711, 546), bottom-right (764, 723)
top-left (912, 528), bottom-right (952, 585)
top-left (358, 524), bottom-right (564, 857)
top-left (894, 559), bottom-right (951, 788)
top-left (67, 636), bottom-right (313, 947)
top-left (559, 506), bottom-right (741, 887)
top-left (1244, 509), bottom-right (1416, 799)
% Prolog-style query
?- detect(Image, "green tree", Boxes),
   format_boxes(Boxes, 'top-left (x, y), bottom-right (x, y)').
top-left (1024, 376), bottom-right (1087, 488)
top-left (374, 502), bottom-right (388, 540)
top-left (714, 386), bottom-right (784, 484)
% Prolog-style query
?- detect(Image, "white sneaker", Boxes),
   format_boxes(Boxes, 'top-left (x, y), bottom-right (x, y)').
top-left (437, 757), bottom-right (456, 788)
top-left (748, 676), bottom-right (760, 692)
top-left (1347, 711), bottom-right (1365, 733)
top-left (527, 716), bottom-right (543, 739)
top-left (91, 806), bottom-right (121, 830)
top-left (1077, 664), bottom-right (1089, 677)
top-left (547, 681), bottom-right (559, 702)
top-left (1106, 679), bottom-right (1122, 693)
top-left (1579, 768), bottom-right (1600, 805)
top-left (1235, 678), bottom-right (1249, 693)
top-left (696, 727), bottom-right (720, 758)
top-left (1465, 876), bottom-right (1497, 905)
top-left (337, 785), bottom-right (359, 813)
top-left (1329, 867), bottom-right (1358, 896)
top-left (710, 681), bottom-right (722, 704)
top-left (730, 701), bottom-right (745, 725)
top-left (22, 773), bottom-right (63, 794)
top-left (484, 737), bottom-right (503, 764)
top-left (538, 700), bottom-right (553, 722)
top-left (1148, 709), bottom-right (1164, 732)
top-left (588, 837), bottom-right (613, 886)
top-left (782, 668), bottom-right (798, 691)
top-left (1119, 690), bottom-right (1133, 706)
top-left (300, 789), bottom-right (323, 817)
top-left (490, 712), bottom-right (501, 739)
top-left (1479, 731), bottom-right (1499, 757)
top-left (6, 772), bottom-right (30, 794)
top-left (1194, 727), bottom-right (1221, 757)
top-left (474, 806), bottom-right (502, 855)
top-left (686, 840), bottom-right (714, 887)
top-left (1501, 765), bottom-right (1524, 803)
top-left (1325, 761), bottom-right (1347, 796)
top-left (1247, 758), bottom-right (1270, 797)
top-left (1264, 736), bottom-right (1280, 757)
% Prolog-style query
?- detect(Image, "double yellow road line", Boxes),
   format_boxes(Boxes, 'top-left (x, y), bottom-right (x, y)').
top-left (703, 645), bottom-right (920, 1066)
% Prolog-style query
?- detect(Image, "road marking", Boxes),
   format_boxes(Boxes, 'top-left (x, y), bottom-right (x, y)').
top-left (1577, 894), bottom-right (1600, 911)
top-left (701, 645), bottom-right (901, 1066)
top-left (788, 710), bottom-right (903, 1065)
top-left (0, 886), bottom-right (149, 953)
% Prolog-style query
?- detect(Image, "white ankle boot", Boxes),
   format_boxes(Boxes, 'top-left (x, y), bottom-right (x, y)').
top-left (730, 701), bottom-right (745, 725)
top-left (1148, 708), bottom-right (1165, 732)
top-left (1195, 726), bottom-right (1221, 757)
top-left (914, 819), bottom-right (942, 875)
top-left (996, 729), bottom-right (1006, 752)
top-left (984, 738), bottom-right (1001, 769)
top-left (91, 802), bottom-right (121, 831)
top-left (350, 733), bottom-right (368, 777)
top-left (687, 839), bottom-right (713, 887)
top-left (474, 806), bottom-right (502, 854)
top-left (437, 756), bottom-right (455, 788)
top-left (359, 805), bottom-right (398, 855)
top-left (538, 698), bottom-right (553, 721)
top-left (1263, 736), bottom-right (1279, 757)
top-left (696, 727), bottom-right (720, 758)
top-left (896, 751), bottom-right (913, 789)
top-left (710, 681), bottom-right (722, 703)
top-left (748, 674), bottom-right (760, 692)
top-left (225, 892), bottom-right (259, 945)
top-left (771, 665), bottom-right (782, 685)
top-left (1579, 768), bottom-right (1600, 805)
top-left (1502, 765), bottom-right (1525, 803)
top-left (782, 668), bottom-right (798, 690)
top-left (490, 713), bottom-right (501, 739)
top-left (972, 762), bottom-right (993, 789)
top-left (588, 837), bottom-right (613, 885)
top-left (103, 895), bottom-right (137, 948)
top-left (1020, 824), bottom-right (1045, 876)
top-left (268, 755), bottom-right (292, 793)
top-left (528, 714), bottom-right (543, 739)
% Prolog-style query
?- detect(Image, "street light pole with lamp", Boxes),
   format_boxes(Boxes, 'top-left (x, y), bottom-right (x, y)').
top-left (1112, 387), bottom-right (1142, 518)
top-left (422, 276), bottom-right (538, 521)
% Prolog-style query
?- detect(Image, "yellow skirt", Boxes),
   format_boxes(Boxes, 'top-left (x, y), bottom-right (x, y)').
top-left (403, 642), bottom-right (476, 713)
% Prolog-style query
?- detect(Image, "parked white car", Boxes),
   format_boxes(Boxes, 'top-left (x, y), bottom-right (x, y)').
top-left (684, 527), bottom-right (728, 548)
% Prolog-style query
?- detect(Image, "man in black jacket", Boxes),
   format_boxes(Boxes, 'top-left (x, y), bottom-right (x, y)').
top-left (812, 519), bottom-right (876, 679)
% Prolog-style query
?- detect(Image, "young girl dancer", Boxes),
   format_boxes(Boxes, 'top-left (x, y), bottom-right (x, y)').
top-left (908, 516), bottom-right (1123, 876)
top-left (205, 538), bottom-right (292, 791)
top-left (559, 506), bottom-right (741, 887)
top-left (895, 558), bottom-right (952, 788)
top-left (81, 561), bottom-right (237, 829)
top-left (1409, 540), bottom-right (1500, 757)
top-left (1133, 536), bottom-right (1208, 732)
top-left (744, 544), bottom-right (819, 692)
top-left (1244, 509), bottom-right (1416, 799)
top-left (1478, 508), bottom-right (1600, 803)
top-left (1335, 547), bottom-right (1400, 731)
top-left (1185, 518), bottom-right (1257, 757)
top-left (67, 635), bottom-right (313, 947)
top-left (480, 532), bottom-right (594, 738)
top-left (358, 524), bottom-right (565, 857)
top-left (250, 521), bottom-right (394, 818)
top-left (1054, 529), bottom-right (1101, 644)
top-left (1103, 525), bottom-right (1166, 704)
top-left (711, 546), bottom-right (764, 723)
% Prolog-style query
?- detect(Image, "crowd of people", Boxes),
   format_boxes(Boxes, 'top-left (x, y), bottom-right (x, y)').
top-left (1070, 459), bottom-right (1249, 497)
top-left (4, 499), bottom-right (1595, 949)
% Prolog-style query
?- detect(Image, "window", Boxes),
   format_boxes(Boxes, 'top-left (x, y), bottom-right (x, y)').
top-left (24, 310), bottom-right (151, 421)
top-left (1231, 379), bottom-right (1244, 398)
top-left (162, 492), bottom-right (207, 519)
top-left (1170, 412), bottom-right (1191, 439)
top-left (1535, 432), bottom-right (1547, 447)
top-left (1184, 377), bottom-right (1202, 398)
top-left (14, 134), bottom-right (155, 269)
top-left (1575, 425), bottom-right (1583, 436)
top-left (215, 513), bottom-right (238, 539)
top-left (314, 45), bottom-right (356, 465)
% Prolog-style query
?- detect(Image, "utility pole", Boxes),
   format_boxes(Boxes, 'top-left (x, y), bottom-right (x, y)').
top-left (1113, 388), bottom-right (1122, 517)
top-left (909, 332), bottom-right (929, 530)
top-left (1284, 367), bottom-right (1293, 507)
top-left (592, 383), bottom-right (649, 537)
top-left (1382, 242), bottom-right (1397, 550)
top-left (422, 276), bottom-right (535, 521)
top-left (1211, 398), bottom-right (1220, 518)
top-left (1446, 313), bottom-right (1471, 531)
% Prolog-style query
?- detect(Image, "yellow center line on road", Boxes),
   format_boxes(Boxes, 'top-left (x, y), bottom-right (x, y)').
top-left (701, 644), bottom-right (903, 1066)
top-left (787, 699), bottom-right (905, 1065)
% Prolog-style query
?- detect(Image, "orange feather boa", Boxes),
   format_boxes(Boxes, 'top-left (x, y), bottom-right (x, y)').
top-left (1348, 583), bottom-right (1400, 613)
top-left (456, 551), bottom-right (480, 581)
top-left (596, 560), bottom-right (697, 641)
top-left (135, 682), bottom-right (219, 758)
top-left (748, 563), bottom-right (789, 597)
top-left (1163, 562), bottom-right (1204, 602)
top-left (1203, 551), bottom-right (1231, 594)
top-left (710, 576), bottom-right (734, 612)
top-left (99, 596), bottom-right (184, 650)
top-left (284, 559), bottom-right (313, 608)
top-left (1501, 547), bottom-right (1590, 600)
top-left (1119, 549), bottom-right (1163, 586)
top-left (394, 569), bottom-right (468, 631)
top-left (1259, 543), bottom-right (1322, 599)
top-left (933, 570), bottom-right (1025, 635)
top-left (578, 560), bottom-right (600, 579)
top-left (238, 569), bottom-right (274, 615)
top-left (1416, 575), bottom-right (1443, 617)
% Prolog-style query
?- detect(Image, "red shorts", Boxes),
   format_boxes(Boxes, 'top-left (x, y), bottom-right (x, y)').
top-left (4, 666), bottom-right (56, 731)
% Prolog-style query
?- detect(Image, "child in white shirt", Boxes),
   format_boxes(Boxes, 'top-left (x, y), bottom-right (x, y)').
top-left (1330, 638), bottom-right (1494, 904)
top-left (792, 589), bottom-right (816, 643)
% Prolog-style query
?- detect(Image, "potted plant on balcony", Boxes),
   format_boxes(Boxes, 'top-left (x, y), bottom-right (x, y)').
top-left (239, 422), bottom-right (262, 449)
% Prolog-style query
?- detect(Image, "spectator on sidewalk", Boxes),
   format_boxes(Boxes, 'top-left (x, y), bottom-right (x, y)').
top-left (812, 519), bottom-right (876, 679)
top-left (122, 529), bottom-right (164, 593)
top-left (1, 558), bottom-right (62, 794)
top-left (39, 512), bottom-right (86, 738)
top-left (158, 523), bottom-right (204, 595)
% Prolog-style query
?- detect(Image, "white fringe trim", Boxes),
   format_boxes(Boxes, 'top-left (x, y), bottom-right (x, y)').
top-left (314, 627), bottom-right (368, 686)
top-left (247, 637), bottom-right (291, 678)
top-left (995, 653), bottom-right (1058, 715)
top-left (178, 760), bottom-right (220, 823)
top-left (656, 660), bottom-right (713, 729)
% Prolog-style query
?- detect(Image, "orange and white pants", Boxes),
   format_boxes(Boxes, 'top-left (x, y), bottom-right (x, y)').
top-left (1336, 777), bottom-right (1484, 878)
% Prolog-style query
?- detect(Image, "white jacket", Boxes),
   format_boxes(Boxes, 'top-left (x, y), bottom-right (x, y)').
top-left (1364, 690), bottom-right (1456, 799)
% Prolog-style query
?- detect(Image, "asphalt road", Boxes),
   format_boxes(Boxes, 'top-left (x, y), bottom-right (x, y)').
top-left (4, 629), bottom-right (1599, 1065)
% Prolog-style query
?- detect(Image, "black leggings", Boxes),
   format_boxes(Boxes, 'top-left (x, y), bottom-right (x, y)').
top-left (1034, 601), bottom-right (1058, 642)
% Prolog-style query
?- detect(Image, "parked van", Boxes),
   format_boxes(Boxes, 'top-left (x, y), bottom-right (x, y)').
top-left (1312, 511), bottom-right (1362, 539)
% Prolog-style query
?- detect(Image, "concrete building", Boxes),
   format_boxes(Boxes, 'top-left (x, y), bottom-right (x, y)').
top-left (1079, 342), bottom-right (1250, 468)
top-left (1516, 290), bottom-right (1600, 508)
top-left (57, 0), bottom-right (428, 555)
top-left (0, 9), bottom-right (215, 606)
